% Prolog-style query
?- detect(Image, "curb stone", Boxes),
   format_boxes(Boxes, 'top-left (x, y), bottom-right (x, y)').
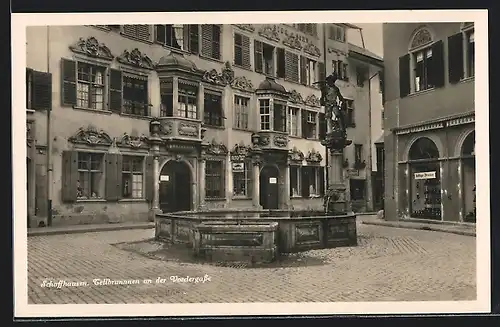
top-left (28, 222), bottom-right (155, 237)
top-left (361, 221), bottom-right (476, 237)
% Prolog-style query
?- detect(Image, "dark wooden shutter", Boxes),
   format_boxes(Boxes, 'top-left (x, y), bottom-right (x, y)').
top-left (342, 63), bottom-right (349, 81)
top-left (318, 112), bottom-right (326, 140)
top-left (234, 33), bottom-right (243, 66)
top-left (301, 167), bottom-right (310, 197)
top-left (61, 150), bottom-right (78, 202)
top-left (319, 166), bottom-right (325, 196)
top-left (254, 40), bottom-right (263, 73)
top-left (431, 40), bottom-right (445, 88)
top-left (201, 24), bottom-right (213, 58)
top-left (26, 68), bottom-right (32, 109)
top-left (318, 61), bottom-right (326, 83)
top-left (136, 25), bottom-right (151, 41)
top-left (115, 154), bottom-right (123, 200)
top-left (241, 34), bottom-right (251, 69)
top-left (448, 33), bottom-right (464, 84)
top-left (301, 110), bottom-right (308, 139)
top-left (276, 48), bottom-right (286, 78)
top-left (32, 70), bottom-right (52, 111)
top-left (109, 69), bottom-right (122, 113)
top-left (105, 153), bottom-right (120, 201)
top-left (155, 25), bottom-right (166, 44)
top-left (211, 25), bottom-right (221, 60)
top-left (188, 25), bottom-right (199, 54)
top-left (61, 58), bottom-right (76, 106)
top-left (145, 156), bottom-right (154, 203)
top-left (399, 54), bottom-right (411, 98)
top-left (300, 56), bottom-right (307, 85)
top-left (285, 51), bottom-right (299, 82)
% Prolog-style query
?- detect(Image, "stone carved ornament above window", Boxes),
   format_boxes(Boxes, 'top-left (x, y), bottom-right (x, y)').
top-left (202, 61), bottom-right (235, 86)
top-left (205, 139), bottom-right (228, 156)
top-left (305, 94), bottom-right (321, 107)
top-left (69, 36), bottom-right (114, 61)
top-left (234, 24), bottom-right (255, 32)
top-left (288, 90), bottom-right (304, 104)
top-left (410, 28), bottom-right (433, 50)
top-left (303, 41), bottom-right (321, 57)
top-left (258, 25), bottom-right (281, 43)
top-left (288, 146), bottom-right (305, 162)
top-left (232, 76), bottom-right (255, 92)
top-left (68, 125), bottom-right (113, 146)
top-left (306, 149), bottom-right (323, 163)
top-left (117, 132), bottom-right (149, 149)
top-left (117, 48), bottom-right (155, 70)
top-left (230, 142), bottom-right (253, 161)
top-left (282, 34), bottom-right (302, 50)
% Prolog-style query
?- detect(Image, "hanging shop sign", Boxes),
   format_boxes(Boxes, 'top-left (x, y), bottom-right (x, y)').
top-left (269, 177), bottom-right (277, 184)
top-left (232, 162), bottom-right (245, 172)
top-left (414, 171), bottom-right (436, 180)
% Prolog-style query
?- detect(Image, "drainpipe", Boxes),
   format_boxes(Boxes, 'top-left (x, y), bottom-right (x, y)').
top-left (323, 23), bottom-right (329, 187)
top-left (46, 26), bottom-right (53, 226)
top-left (368, 71), bottom-right (379, 212)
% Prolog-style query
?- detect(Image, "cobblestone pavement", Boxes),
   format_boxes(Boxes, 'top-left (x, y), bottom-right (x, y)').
top-left (27, 223), bottom-right (476, 304)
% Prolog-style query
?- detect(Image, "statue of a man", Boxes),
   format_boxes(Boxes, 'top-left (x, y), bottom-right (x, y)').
top-left (318, 73), bottom-right (347, 135)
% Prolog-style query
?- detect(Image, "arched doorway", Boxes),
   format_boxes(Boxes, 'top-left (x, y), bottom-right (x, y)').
top-left (159, 160), bottom-right (192, 213)
top-left (260, 165), bottom-right (279, 209)
top-left (461, 131), bottom-right (475, 222)
top-left (408, 137), bottom-right (442, 220)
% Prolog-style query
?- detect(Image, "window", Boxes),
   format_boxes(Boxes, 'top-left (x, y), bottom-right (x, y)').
top-left (350, 179), bottom-right (365, 201)
top-left (201, 24), bottom-right (221, 60)
top-left (232, 161), bottom-right (250, 197)
top-left (122, 156), bottom-right (144, 199)
top-left (204, 91), bottom-right (224, 127)
top-left (354, 144), bottom-right (363, 164)
top-left (345, 99), bottom-right (355, 127)
top-left (413, 47), bottom-right (434, 92)
top-left (205, 160), bottom-right (224, 198)
top-left (356, 66), bottom-right (367, 87)
top-left (76, 62), bottom-right (106, 110)
top-left (259, 99), bottom-right (271, 130)
top-left (289, 166), bottom-right (301, 197)
top-left (332, 60), bottom-right (348, 81)
top-left (255, 41), bottom-right (275, 75)
top-left (122, 75), bottom-right (149, 116)
top-left (76, 152), bottom-right (104, 199)
top-left (305, 58), bottom-right (317, 86)
top-left (288, 107), bottom-right (300, 136)
top-left (234, 33), bottom-right (251, 68)
top-left (122, 25), bottom-right (152, 42)
top-left (448, 25), bottom-right (474, 83)
top-left (159, 79), bottom-right (173, 117)
top-left (273, 102), bottom-right (287, 132)
top-left (302, 110), bottom-right (317, 139)
top-left (155, 24), bottom-right (199, 53)
top-left (234, 96), bottom-right (249, 130)
top-left (328, 25), bottom-right (345, 42)
top-left (301, 166), bottom-right (324, 198)
top-left (178, 83), bottom-right (198, 119)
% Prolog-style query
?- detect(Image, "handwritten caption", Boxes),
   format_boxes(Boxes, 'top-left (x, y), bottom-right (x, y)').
top-left (40, 275), bottom-right (212, 288)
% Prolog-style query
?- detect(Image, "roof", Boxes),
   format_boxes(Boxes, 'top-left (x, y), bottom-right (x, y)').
top-left (257, 77), bottom-right (287, 94)
top-left (374, 134), bottom-right (385, 144)
top-left (340, 23), bottom-right (362, 29)
top-left (157, 50), bottom-right (198, 71)
top-left (348, 43), bottom-right (384, 68)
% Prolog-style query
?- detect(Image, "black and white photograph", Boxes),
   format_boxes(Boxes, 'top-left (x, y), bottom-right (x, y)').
top-left (12, 10), bottom-right (490, 317)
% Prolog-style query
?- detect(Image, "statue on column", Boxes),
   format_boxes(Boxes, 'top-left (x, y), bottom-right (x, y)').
top-left (317, 73), bottom-right (347, 137)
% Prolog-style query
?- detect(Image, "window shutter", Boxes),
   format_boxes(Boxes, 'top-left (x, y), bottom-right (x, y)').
top-left (301, 110), bottom-right (308, 138)
top-left (201, 24), bottom-right (213, 58)
top-left (285, 51), bottom-right (299, 82)
top-left (319, 166), bottom-right (325, 196)
top-left (115, 154), bottom-right (123, 200)
top-left (241, 34), bottom-right (251, 69)
top-left (448, 33), bottom-right (464, 84)
top-left (342, 63), bottom-right (349, 81)
top-left (318, 112), bottom-right (326, 140)
top-left (61, 58), bottom-right (76, 106)
top-left (188, 25), bottom-right (199, 54)
top-left (155, 25), bottom-right (166, 44)
top-left (145, 156), bottom-right (154, 203)
top-left (254, 40), bottom-right (263, 73)
top-left (32, 70), bottom-right (52, 111)
top-left (136, 25), bottom-right (151, 41)
top-left (301, 167), bottom-right (310, 197)
top-left (26, 68), bottom-right (33, 109)
top-left (380, 70), bottom-right (386, 103)
top-left (431, 40), bottom-right (445, 88)
top-left (105, 153), bottom-right (119, 201)
top-left (109, 69), bottom-right (123, 113)
top-left (276, 48), bottom-right (286, 78)
top-left (211, 25), bottom-right (221, 60)
top-left (123, 25), bottom-right (136, 37)
top-left (61, 150), bottom-right (78, 203)
top-left (398, 54), bottom-right (410, 98)
top-left (318, 61), bottom-right (326, 83)
top-left (300, 56), bottom-right (307, 85)
top-left (234, 33), bottom-right (243, 66)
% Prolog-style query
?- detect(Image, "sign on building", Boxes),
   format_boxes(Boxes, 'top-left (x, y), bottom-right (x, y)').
top-left (414, 171), bottom-right (436, 180)
top-left (232, 162), bottom-right (245, 172)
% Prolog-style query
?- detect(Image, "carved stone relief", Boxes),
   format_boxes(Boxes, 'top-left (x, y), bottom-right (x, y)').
top-left (411, 28), bottom-right (433, 49)
top-left (305, 94), bottom-right (321, 107)
top-left (288, 90), bottom-right (304, 104)
top-left (303, 41), bottom-right (321, 57)
top-left (230, 142), bottom-right (252, 161)
top-left (232, 76), bottom-right (254, 92)
top-left (68, 125), bottom-right (113, 146)
top-left (234, 24), bottom-right (255, 32)
top-left (258, 25), bottom-right (280, 42)
top-left (117, 48), bottom-right (154, 69)
top-left (69, 36), bottom-right (114, 61)
top-left (288, 146), bottom-right (305, 163)
top-left (202, 61), bottom-right (235, 86)
top-left (206, 139), bottom-right (228, 156)
top-left (178, 123), bottom-right (199, 138)
top-left (306, 149), bottom-right (323, 163)
top-left (273, 134), bottom-right (289, 148)
top-left (282, 33), bottom-right (302, 50)
top-left (118, 133), bottom-right (149, 149)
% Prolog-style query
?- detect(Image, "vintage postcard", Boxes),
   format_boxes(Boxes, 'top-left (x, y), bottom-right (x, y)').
top-left (12, 10), bottom-right (490, 317)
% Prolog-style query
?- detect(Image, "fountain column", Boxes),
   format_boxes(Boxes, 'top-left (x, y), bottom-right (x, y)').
top-left (252, 159), bottom-right (261, 209)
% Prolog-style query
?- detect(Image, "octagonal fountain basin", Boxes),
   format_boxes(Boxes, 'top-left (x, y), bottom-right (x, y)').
top-left (155, 210), bottom-right (357, 264)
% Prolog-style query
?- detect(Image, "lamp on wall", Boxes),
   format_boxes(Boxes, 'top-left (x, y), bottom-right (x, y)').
top-left (149, 118), bottom-right (161, 136)
top-left (251, 133), bottom-right (260, 146)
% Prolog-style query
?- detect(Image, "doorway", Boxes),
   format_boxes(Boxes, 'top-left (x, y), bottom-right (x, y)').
top-left (27, 157), bottom-right (31, 228)
top-left (159, 160), bottom-right (192, 213)
top-left (260, 165), bottom-right (279, 209)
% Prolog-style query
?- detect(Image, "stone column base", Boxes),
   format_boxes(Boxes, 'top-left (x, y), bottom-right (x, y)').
top-left (148, 208), bottom-right (162, 222)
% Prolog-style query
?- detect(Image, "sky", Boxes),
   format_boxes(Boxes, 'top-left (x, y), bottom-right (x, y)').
top-left (347, 23), bottom-right (383, 58)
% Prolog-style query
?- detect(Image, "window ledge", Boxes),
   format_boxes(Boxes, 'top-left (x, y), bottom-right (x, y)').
top-left (232, 127), bottom-right (252, 133)
top-left (73, 106), bottom-right (113, 115)
top-left (158, 43), bottom-right (193, 56)
top-left (233, 64), bottom-right (253, 72)
top-left (119, 32), bottom-right (153, 44)
top-left (289, 135), bottom-right (302, 139)
top-left (205, 197), bottom-right (226, 201)
top-left (408, 87), bottom-right (436, 98)
top-left (232, 196), bottom-right (251, 200)
top-left (204, 124), bottom-right (225, 130)
top-left (199, 55), bottom-right (223, 64)
top-left (120, 113), bottom-right (154, 120)
top-left (77, 198), bottom-right (106, 203)
top-left (459, 76), bottom-right (475, 84)
top-left (118, 198), bottom-right (147, 203)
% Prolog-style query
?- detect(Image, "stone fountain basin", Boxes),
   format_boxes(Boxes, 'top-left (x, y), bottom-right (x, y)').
top-left (155, 210), bottom-right (357, 259)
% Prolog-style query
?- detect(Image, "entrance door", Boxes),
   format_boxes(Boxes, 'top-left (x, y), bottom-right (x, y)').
top-left (260, 165), bottom-right (279, 209)
top-left (27, 158), bottom-right (31, 228)
top-left (159, 160), bottom-right (192, 213)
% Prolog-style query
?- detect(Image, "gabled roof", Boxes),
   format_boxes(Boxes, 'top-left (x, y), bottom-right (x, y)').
top-left (348, 43), bottom-right (384, 68)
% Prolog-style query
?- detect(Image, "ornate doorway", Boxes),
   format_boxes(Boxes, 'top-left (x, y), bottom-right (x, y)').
top-left (260, 165), bottom-right (279, 209)
top-left (159, 160), bottom-right (192, 213)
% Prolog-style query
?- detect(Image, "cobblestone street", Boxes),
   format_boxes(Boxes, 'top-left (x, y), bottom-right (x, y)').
top-left (27, 223), bottom-right (476, 304)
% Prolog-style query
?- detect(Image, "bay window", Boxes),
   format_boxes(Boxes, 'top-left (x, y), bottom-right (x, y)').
top-left (177, 84), bottom-right (198, 119)
top-left (273, 102), bottom-right (287, 133)
top-left (259, 99), bottom-right (271, 130)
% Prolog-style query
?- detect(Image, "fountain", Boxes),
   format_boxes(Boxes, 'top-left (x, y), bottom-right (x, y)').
top-left (154, 73), bottom-right (356, 264)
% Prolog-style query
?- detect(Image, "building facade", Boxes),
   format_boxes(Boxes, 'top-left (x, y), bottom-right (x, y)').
top-left (26, 23), bottom-right (350, 227)
top-left (383, 22), bottom-right (475, 223)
